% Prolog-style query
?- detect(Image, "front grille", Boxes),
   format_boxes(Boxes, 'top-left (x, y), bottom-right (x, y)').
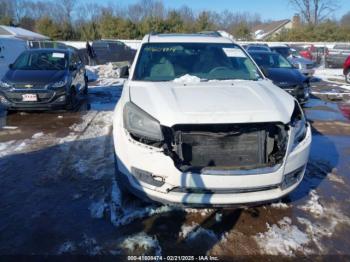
top-left (5, 91), bottom-right (54, 103)
top-left (170, 184), bottom-right (279, 194)
top-left (13, 83), bottom-right (47, 89)
top-left (167, 123), bottom-right (288, 172)
top-left (306, 64), bottom-right (314, 69)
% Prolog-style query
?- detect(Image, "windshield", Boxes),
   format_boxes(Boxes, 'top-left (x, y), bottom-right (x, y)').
top-left (250, 52), bottom-right (293, 69)
top-left (247, 46), bottom-right (270, 52)
top-left (12, 51), bottom-right (68, 70)
top-left (271, 47), bottom-right (291, 57)
top-left (133, 43), bottom-right (262, 81)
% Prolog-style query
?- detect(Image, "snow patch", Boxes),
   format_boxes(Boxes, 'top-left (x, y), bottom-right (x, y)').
top-left (314, 68), bottom-right (344, 82)
top-left (297, 203), bottom-right (350, 252)
top-left (184, 208), bottom-right (214, 216)
top-left (173, 74), bottom-right (201, 83)
top-left (271, 201), bottom-right (290, 209)
top-left (179, 222), bottom-right (218, 243)
top-left (328, 172), bottom-right (345, 185)
top-left (255, 217), bottom-right (310, 256)
top-left (340, 85), bottom-right (350, 91)
top-left (111, 205), bottom-right (176, 227)
top-left (32, 132), bottom-right (44, 139)
top-left (299, 190), bottom-right (324, 217)
top-left (86, 63), bottom-right (125, 87)
top-left (79, 235), bottom-right (102, 256)
top-left (121, 232), bottom-right (162, 256)
top-left (89, 198), bottom-right (108, 219)
top-left (58, 241), bottom-right (76, 254)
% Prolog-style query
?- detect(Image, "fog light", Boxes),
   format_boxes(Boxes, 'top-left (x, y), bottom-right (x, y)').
top-left (0, 95), bottom-right (10, 105)
top-left (281, 166), bottom-right (305, 190)
top-left (131, 167), bottom-right (165, 187)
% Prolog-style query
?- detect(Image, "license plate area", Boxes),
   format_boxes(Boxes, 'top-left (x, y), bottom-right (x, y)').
top-left (22, 94), bottom-right (37, 102)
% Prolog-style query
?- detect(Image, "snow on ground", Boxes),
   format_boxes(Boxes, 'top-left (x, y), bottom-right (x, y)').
top-left (255, 217), bottom-right (310, 256)
top-left (327, 172), bottom-right (345, 185)
top-left (292, 189), bottom-right (350, 253)
top-left (121, 232), bottom-right (162, 256)
top-left (32, 132), bottom-right (44, 139)
top-left (270, 201), bottom-right (290, 209)
top-left (57, 241), bottom-right (76, 254)
top-left (314, 68), bottom-right (345, 82)
top-left (299, 190), bottom-right (324, 217)
top-left (86, 63), bottom-right (125, 87)
top-left (297, 204), bottom-right (350, 253)
top-left (110, 205), bottom-right (176, 228)
top-left (179, 222), bottom-right (218, 243)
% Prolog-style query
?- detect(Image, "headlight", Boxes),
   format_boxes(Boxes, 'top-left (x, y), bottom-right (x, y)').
top-left (51, 78), bottom-right (68, 88)
top-left (123, 102), bottom-right (163, 141)
top-left (293, 63), bottom-right (300, 69)
top-left (0, 80), bottom-right (11, 89)
top-left (291, 101), bottom-right (307, 147)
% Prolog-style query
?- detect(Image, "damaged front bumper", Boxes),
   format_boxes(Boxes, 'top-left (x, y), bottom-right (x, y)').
top-left (114, 119), bottom-right (312, 206)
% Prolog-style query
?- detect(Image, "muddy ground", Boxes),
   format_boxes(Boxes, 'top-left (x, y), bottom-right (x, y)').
top-left (0, 79), bottom-right (349, 260)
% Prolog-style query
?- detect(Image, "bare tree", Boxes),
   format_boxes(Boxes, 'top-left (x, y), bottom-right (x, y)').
top-left (56, 0), bottom-right (77, 23)
top-left (289, 0), bottom-right (339, 25)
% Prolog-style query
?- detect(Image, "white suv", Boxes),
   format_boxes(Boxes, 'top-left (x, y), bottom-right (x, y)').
top-left (113, 33), bottom-right (311, 206)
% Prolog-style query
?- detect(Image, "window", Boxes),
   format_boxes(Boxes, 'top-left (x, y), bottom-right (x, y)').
top-left (12, 51), bottom-right (68, 70)
top-left (133, 43), bottom-right (262, 81)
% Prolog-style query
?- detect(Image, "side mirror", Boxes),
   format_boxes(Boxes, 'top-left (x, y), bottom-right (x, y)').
top-left (8, 64), bottom-right (13, 69)
top-left (119, 65), bottom-right (129, 79)
top-left (260, 66), bottom-right (269, 77)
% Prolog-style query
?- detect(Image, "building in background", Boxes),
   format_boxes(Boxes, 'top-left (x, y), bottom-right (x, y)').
top-left (252, 14), bottom-right (301, 40)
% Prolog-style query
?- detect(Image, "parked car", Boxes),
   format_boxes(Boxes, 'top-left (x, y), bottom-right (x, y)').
top-left (343, 56), bottom-right (350, 84)
top-left (288, 53), bottom-right (315, 77)
top-left (92, 40), bottom-right (136, 65)
top-left (270, 45), bottom-right (314, 77)
top-left (0, 48), bottom-right (87, 111)
top-left (326, 44), bottom-right (350, 68)
top-left (245, 44), bottom-right (271, 52)
top-left (113, 33), bottom-right (311, 206)
top-left (269, 45), bottom-right (291, 58)
top-left (299, 46), bottom-right (314, 61)
top-left (249, 51), bottom-right (310, 104)
top-left (0, 37), bottom-right (28, 79)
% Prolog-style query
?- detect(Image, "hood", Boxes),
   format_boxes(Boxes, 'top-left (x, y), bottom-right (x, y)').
top-left (288, 55), bottom-right (313, 65)
top-left (267, 68), bottom-right (306, 87)
top-left (129, 79), bottom-right (295, 126)
top-left (4, 69), bottom-right (67, 87)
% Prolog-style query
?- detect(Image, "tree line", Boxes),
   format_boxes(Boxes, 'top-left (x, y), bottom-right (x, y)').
top-left (0, 0), bottom-right (349, 42)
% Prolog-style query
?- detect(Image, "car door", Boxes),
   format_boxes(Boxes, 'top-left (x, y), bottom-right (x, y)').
top-left (0, 39), bottom-right (6, 79)
top-left (71, 51), bottom-right (85, 93)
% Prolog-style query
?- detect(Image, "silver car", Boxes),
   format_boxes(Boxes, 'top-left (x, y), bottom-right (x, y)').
top-left (288, 52), bottom-right (315, 77)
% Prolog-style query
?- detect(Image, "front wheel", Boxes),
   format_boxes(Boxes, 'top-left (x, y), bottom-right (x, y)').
top-left (66, 87), bottom-right (77, 110)
top-left (83, 77), bottom-right (88, 95)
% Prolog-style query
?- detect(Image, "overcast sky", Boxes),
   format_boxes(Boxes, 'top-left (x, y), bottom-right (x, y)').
top-left (88, 0), bottom-right (348, 21)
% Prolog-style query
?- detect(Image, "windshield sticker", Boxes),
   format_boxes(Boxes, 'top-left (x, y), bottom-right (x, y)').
top-left (223, 48), bottom-right (246, 58)
top-left (52, 53), bottom-right (65, 58)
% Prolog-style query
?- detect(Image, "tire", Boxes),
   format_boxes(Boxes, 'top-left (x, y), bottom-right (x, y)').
top-left (83, 77), bottom-right (88, 95)
top-left (66, 87), bottom-right (77, 111)
top-left (346, 70), bottom-right (350, 84)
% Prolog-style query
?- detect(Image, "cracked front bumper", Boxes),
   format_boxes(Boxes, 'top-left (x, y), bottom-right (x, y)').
top-left (113, 118), bottom-right (312, 206)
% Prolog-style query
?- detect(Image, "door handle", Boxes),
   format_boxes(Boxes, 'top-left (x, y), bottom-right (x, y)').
top-left (0, 56), bottom-right (4, 59)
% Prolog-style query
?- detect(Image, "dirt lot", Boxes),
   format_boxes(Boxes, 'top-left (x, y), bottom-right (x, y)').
top-left (0, 77), bottom-right (350, 259)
